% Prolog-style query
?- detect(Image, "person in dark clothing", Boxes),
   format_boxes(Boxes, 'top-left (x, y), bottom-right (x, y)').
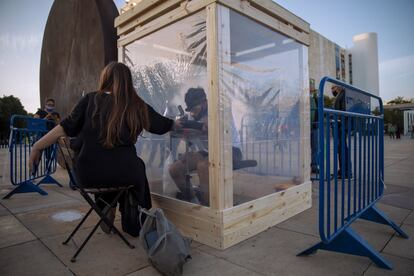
top-left (332, 85), bottom-right (351, 179)
top-left (34, 98), bottom-right (61, 124)
top-left (29, 62), bottom-right (180, 233)
top-left (395, 124), bottom-right (401, 139)
top-left (310, 89), bottom-right (318, 173)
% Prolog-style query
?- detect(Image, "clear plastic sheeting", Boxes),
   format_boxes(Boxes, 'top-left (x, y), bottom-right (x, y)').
top-left (124, 11), bottom-right (208, 205)
top-left (217, 7), bottom-right (309, 205)
top-left (124, 6), bottom-right (310, 208)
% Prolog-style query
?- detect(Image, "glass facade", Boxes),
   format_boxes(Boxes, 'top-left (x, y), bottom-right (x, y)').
top-left (335, 44), bottom-right (340, 80)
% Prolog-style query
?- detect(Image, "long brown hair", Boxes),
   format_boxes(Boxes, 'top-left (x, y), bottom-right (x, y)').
top-left (96, 62), bottom-right (149, 148)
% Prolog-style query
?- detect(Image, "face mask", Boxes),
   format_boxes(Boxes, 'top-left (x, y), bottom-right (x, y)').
top-left (45, 106), bottom-right (55, 112)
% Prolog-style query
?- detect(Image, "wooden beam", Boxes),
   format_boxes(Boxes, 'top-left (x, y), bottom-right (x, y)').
top-left (151, 194), bottom-right (223, 248)
top-left (115, 0), bottom-right (168, 28)
top-left (248, 0), bottom-right (310, 33)
top-left (118, 0), bottom-right (215, 47)
top-left (217, 5), bottom-right (234, 209)
top-left (217, 0), bottom-right (309, 46)
top-left (222, 181), bottom-right (312, 248)
top-left (116, 0), bottom-right (182, 36)
top-left (206, 2), bottom-right (225, 210)
top-left (299, 46), bottom-right (311, 183)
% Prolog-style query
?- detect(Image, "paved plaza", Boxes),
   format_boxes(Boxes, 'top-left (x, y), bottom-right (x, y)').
top-left (0, 137), bottom-right (414, 276)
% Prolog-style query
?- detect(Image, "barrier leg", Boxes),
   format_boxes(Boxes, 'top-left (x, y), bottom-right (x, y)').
top-left (36, 174), bottom-right (62, 187)
top-left (360, 205), bottom-right (409, 239)
top-left (297, 227), bottom-right (393, 270)
top-left (3, 181), bottom-right (48, 199)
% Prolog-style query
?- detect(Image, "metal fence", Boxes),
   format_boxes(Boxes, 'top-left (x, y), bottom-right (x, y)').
top-left (3, 115), bottom-right (61, 199)
top-left (298, 77), bottom-right (408, 270)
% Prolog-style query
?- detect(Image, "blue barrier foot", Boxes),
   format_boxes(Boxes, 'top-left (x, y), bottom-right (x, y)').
top-left (36, 175), bottom-right (63, 187)
top-left (360, 205), bottom-right (409, 239)
top-left (3, 181), bottom-right (48, 199)
top-left (297, 227), bottom-right (393, 270)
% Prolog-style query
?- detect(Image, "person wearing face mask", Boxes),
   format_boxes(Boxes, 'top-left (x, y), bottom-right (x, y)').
top-left (34, 98), bottom-right (61, 124)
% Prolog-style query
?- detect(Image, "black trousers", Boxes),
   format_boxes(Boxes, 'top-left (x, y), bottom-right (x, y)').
top-left (337, 126), bottom-right (351, 176)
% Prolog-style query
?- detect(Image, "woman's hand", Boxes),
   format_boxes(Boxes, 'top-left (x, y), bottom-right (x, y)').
top-left (173, 118), bottom-right (183, 130)
top-left (29, 144), bottom-right (42, 175)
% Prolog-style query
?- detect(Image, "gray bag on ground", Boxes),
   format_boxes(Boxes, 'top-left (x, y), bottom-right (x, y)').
top-left (139, 208), bottom-right (191, 276)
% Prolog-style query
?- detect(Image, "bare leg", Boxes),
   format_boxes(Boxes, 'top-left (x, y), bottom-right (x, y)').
top-left (169, 152), bottom-right (200, 199)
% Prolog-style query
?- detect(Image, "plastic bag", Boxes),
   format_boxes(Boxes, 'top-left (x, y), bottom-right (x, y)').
top-left (139, 208), bottom-right (191, 276)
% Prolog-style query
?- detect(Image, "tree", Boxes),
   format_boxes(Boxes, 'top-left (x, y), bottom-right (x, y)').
top-left (384, 109), bottom-right (403, 133)
top-left (387, 96), bottom-right (414, 105)
top-left (0, 95), bottom-right (28, 143)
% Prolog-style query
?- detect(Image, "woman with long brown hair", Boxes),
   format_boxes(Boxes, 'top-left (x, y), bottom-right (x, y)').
top-left (29, 62), bottom-right (179, 231)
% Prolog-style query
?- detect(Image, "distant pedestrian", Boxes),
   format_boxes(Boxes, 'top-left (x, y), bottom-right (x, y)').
top-left (332, 85), bottom-right (351, 179)
top-left (396, 124), bottom-right (401, 139)
top-left (310, 89), bottom-right (318, 173)
top-left (389, 124), bottom-right (395, 139)
top-left (411, 123), bottom-right (414, 139)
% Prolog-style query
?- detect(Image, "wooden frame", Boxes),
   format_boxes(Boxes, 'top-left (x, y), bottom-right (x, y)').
top-left (117, 0), bottom-right (312, 249)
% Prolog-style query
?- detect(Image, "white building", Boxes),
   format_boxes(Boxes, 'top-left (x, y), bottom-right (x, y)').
top-left (349, 33), bottom-right (380, 96)
top-left (308, 30), bottom-right (379, 97)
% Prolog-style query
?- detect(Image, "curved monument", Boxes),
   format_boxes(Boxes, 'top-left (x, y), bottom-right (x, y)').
top-left (40, 0), bottom-right (119, 117)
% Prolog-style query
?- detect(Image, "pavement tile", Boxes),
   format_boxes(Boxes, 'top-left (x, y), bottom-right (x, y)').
top-left (352, 220), bottom-right (396, 252)
top-left (48, 186), bottom-right (86, 201)
top-left (127, 249), bottom-right (262, 276)
top-left (198, 227), bottom-right (371, 276)
top-left (0, 215), bottom-right (36, 248)
top-left (364, 253), bottom-right (414, 276)
top-left (126, 266), bottom-right (159, 276)
top-left (0, 240), bottom-right (73, 276)
top-left (383, 224), bottom-right (414, 261)
top-left (0, 188), bottom-right (81, 214)
top-left (375, 203), bottom-right (411, 224)
top-left (41, 227), bottom-right (148, 276)
top-left (0, 204), bottom-right (10, 216)
top-left (380, 191), bottom-right (414, 211)
top-left (276, 204), bottom-right (319, 237)
top-left (402, 211), bottom-right (414, 226)
top-left (383, 184), bottom-right (411, 196)
top-left (16, 204), bottom-right (102, 239)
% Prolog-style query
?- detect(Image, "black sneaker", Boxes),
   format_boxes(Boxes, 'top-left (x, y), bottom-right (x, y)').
top-left (337, 171), bottom-right (353, 179)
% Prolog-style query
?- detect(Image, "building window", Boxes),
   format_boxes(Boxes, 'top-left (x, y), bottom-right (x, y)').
top-left (335, 45), bottom-right (340, 80)
top-left (348, 54), bottom-right (353, 85)
top-left (340, 52), bottom-right (346, 81)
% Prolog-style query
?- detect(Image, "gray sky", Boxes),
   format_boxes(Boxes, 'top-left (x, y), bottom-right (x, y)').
top-left (0, 0), bottom-right (413, 113)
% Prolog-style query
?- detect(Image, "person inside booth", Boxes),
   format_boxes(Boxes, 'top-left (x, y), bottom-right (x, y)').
top-left (169, 87), bottom-right (243, 206)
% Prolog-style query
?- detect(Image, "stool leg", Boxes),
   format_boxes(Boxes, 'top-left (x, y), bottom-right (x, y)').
top-left (63, 207), bottom-right (93, 245)
top-left (70, 219), bottom-right (101, 262)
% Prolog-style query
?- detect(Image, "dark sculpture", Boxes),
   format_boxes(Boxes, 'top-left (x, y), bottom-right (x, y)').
top-left (40, 0), bottom-right (119, 117)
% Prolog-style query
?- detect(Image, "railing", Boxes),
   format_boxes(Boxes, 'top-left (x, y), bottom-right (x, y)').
top-left (298, 77), bottom-right (408, 270)
top-left (3, 115), bottom-right (61, 199)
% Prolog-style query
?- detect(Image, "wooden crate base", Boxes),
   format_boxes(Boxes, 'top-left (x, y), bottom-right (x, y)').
top-left (151, 180), bottom-right (312, 249)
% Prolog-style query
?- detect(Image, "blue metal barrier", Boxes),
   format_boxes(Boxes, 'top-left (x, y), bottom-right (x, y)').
top-left (3, 115), bottom-right (62, 199)
top-left (298, 77), bottom-right (408, 269)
